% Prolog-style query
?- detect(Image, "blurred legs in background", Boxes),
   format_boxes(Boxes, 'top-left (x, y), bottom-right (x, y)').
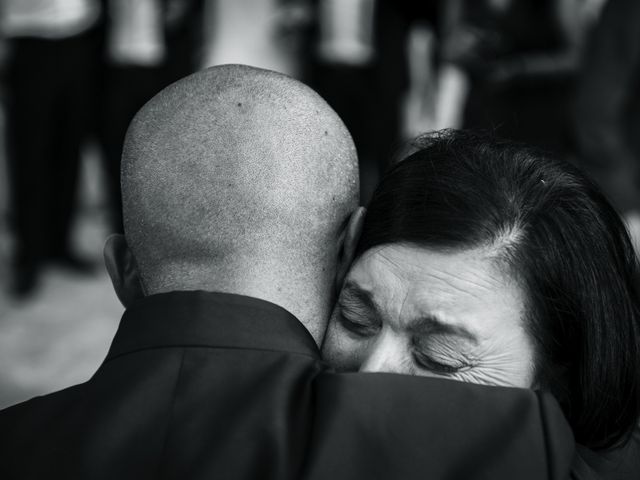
top-left (98, 0), bottom-right (206, 234)
top-left (6, 27), bottom-right (101, 296)
top-left (305, 0), bottom-right (443, 204)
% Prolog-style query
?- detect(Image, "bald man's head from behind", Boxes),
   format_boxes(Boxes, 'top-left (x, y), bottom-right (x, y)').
top-left (104, 64), bottom-right (362, 344)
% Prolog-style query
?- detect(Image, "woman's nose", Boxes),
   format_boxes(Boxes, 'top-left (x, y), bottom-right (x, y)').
top-left (359, 333), bottom-right (408, 374)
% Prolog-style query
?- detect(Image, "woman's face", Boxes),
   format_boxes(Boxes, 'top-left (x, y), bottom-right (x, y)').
top-left (322, 244), bottom-right (536, 388)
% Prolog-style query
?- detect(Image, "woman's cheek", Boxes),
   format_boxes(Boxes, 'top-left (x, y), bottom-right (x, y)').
top-left (322, 321), bottom-right (369, 372)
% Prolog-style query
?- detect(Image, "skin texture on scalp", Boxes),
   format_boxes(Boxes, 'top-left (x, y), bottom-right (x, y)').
top-left (121, 64), bottom-right (359, 343)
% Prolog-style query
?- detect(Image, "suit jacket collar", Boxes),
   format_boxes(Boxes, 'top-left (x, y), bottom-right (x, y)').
top-left (105, 291), bottom-right (320, 362)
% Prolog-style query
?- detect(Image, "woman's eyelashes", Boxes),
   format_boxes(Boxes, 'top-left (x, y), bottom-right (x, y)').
top-left (411, 349), bottom-right (471, 375)
top-left (337, 309), bottom-right (380, 337)
top-left (411, 337), bottom-right (475, 375)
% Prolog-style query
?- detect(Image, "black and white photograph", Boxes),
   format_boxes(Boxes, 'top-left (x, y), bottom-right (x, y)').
top-left (0, 0), bottom-right (639, 478)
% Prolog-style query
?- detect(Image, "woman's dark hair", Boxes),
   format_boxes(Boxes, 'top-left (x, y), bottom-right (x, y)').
top-left (357, 129), bottom-right (640, 450)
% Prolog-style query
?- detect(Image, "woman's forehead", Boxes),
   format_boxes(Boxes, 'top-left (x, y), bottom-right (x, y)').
top-left (345, 244), bottom-right (525, 333)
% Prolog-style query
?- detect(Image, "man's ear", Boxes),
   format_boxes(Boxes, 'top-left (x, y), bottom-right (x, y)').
top-left (104, 234), bottom-right (145, 308)
top-left (336, 207), bottom-right (366, 292)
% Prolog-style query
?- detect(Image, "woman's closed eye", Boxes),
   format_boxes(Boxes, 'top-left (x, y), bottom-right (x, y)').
top-left (411, 349), bottom-right (471, 375)
top-left (337, 309), bottom-right (380, 337)
top-left (411, 337), bottom-right (474, 375)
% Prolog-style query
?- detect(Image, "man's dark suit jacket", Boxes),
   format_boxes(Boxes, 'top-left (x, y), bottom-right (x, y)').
top-left (0, 291), bottom-right (618, 479)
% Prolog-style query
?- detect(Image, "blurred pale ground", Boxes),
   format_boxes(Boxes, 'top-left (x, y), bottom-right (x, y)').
top-left (0, 143), bottom-right (123, 409)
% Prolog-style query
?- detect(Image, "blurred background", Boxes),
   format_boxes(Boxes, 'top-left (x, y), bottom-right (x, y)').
top-left (1, 0), bottom-right (636, 408)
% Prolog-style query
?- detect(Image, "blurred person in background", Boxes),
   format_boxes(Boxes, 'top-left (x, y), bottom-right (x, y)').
top-left (573, 0), bottom-right (640, 245)
top-left (0, 0), bottom-right (104, 297)
top-left (98, 0), bottom-right (207, 234)
top-left (301, 0), bottom-right (379, 203)
top-left (445, 0), bottom-right (592, 156)
top-left (292, 0), bottom-right (446, 204)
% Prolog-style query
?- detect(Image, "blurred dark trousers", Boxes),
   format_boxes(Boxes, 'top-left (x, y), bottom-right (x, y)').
top-left (6, 28), bottom-right (100, 268)
top-left (312, 64), bottom-right (383, 204)
top-left (98, 66), bottom-right (166, 234)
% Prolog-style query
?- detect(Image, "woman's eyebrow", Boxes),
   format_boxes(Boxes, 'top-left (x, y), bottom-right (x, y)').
top-left (341, 282), bottom-right (377, 311)
top-left (410, 315), bottom-right (478, 345)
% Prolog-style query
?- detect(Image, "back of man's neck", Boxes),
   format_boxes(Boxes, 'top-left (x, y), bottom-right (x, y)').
top-left (143, 267), bottom-right (332, 346)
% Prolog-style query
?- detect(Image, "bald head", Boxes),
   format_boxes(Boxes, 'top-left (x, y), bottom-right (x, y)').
top-left (120, 64), bottom-right (359, 341)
